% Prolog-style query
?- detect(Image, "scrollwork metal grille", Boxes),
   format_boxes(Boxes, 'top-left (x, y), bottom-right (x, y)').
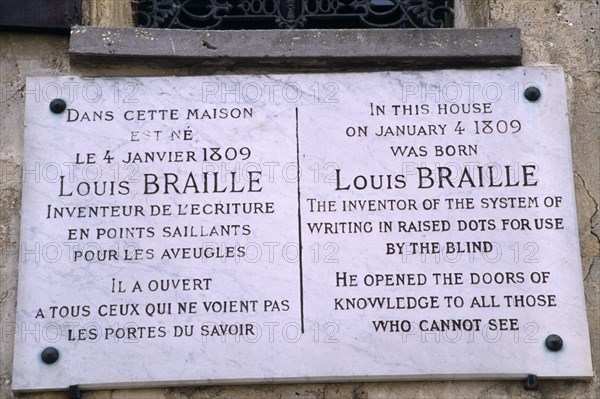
top-left (135, 0), bottom-right (454, 30)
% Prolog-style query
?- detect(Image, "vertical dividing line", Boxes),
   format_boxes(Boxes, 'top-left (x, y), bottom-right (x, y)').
top-left (295, 107), bottom-right (305, 334)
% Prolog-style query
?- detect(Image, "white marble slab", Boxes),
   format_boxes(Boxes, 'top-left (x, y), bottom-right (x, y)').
top-left (14, 68), bottom-right (592, 391)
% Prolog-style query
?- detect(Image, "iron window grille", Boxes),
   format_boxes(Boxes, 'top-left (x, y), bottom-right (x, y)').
top-left (135, 0), bottom-right (454, 30)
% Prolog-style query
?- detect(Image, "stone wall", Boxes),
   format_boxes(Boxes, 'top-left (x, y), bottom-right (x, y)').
top-left (1, 0), bottom-right (598, 398)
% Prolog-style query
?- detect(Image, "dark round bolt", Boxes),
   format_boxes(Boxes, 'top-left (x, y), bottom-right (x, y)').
top-left (545, 334), bottom-right (563, 351)
top-left (524, 86), bottom-right (541, 102)
top-left (41, 347), bottom-right (60, 364)
top-left (524, 374), bottom-right (538, 390)
top-left (49, 98), bottom-right (67, 114)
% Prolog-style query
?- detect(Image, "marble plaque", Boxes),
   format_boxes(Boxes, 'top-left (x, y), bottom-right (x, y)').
top-left (14, 67), bottom-right (593, 391)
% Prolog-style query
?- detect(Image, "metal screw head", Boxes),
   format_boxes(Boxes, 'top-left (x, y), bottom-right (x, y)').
top-left (524, 86), bottom-right (541, 102)
top-left (41, 347), bottom-right (60, 364)
top-left (49, 98), bottom-right (67, 114)
top-left (524, 374), bottom-right (538, 390)
top-left (545, 334), bottom-right (563, 351)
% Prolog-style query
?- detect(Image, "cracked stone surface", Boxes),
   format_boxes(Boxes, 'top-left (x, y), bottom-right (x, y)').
top-left (1, 0), bottom-right (598, 398)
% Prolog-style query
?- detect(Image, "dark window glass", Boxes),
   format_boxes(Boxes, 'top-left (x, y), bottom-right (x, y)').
top-left (0, 0), bottom-right (82, 31)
